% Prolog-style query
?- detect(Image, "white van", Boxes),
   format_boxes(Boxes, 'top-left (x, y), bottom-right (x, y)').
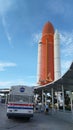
top-left (7, 85), bottom-right (34, 119)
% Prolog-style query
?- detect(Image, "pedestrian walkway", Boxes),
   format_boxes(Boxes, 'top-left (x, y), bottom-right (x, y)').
top-left (34, 112), bottom-right (73, 130)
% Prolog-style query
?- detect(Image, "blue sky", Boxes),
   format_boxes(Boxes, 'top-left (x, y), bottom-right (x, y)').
top-left (0, 0), bottom-right (73, 88)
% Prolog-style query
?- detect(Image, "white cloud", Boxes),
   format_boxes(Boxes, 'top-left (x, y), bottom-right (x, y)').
top-left (2, 16), bottom-right (13, 47)
top-left (60, 31), bottom-right (73, 45)
top-left (32, 33), bottom-right (42, 44)
top-left (0, 81), bottom-right (11, 87)
top-left (0, 62), bottom-right (16, 71)
top-left (0, 0), bottom-right (16, 47)
top-left (60, 31), bottom-right (73, 57)
top-left (0, 78), bottom-right (36, 88)
top-left (14, 78), bottom-right (36, 86)
top-left (61, 60), bottom-right (71, 75)
top-left (0, 80), bottom-right (25, 88)
top-left (60, 31), bottom-right (73, 75)
top-left (12, 79), bottom-right (26, 86)
top-left (0, 0), bottom-right (15, 15)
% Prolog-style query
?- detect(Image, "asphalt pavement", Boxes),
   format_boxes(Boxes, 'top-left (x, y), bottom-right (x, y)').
top-left (0, 103), bottom-right (73, 130)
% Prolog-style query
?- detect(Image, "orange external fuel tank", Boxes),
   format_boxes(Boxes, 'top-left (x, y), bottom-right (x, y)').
top-left (39, 22), bottom-right (54, 85)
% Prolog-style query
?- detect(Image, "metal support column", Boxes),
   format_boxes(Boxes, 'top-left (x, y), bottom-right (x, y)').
top-left (42, 89), bottom-right (44, 111)
top-left (51, 88), bottom-right (54, 112)
top-left (70, 93), bottom-right (72, 112)
top-left (57, 91), bottom-right (59, 110)
top-left (5, 94), bottom-right (8, 104)
top-left (45, 93), bottom-right (47, 106)
top-left (62, 85), bottom-right (65, 111)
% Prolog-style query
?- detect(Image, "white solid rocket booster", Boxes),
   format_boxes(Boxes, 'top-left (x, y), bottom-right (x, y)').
top-left (54, 30), bottom-right (61, 80)
top-left (37, 40), bottom-right (42, 83)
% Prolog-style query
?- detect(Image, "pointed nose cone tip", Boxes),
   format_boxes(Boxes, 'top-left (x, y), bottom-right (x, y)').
top-left (42, 21), bottom-right (54, 36)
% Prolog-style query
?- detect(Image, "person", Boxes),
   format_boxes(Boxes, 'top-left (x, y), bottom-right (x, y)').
top-left (36, 104), bottom-right (38, 112)
top-left (45, 103), bottom-right (49, 114)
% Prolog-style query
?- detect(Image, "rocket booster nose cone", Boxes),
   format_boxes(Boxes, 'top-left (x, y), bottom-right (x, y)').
top-left (42, 22), bottom-right (54, 36)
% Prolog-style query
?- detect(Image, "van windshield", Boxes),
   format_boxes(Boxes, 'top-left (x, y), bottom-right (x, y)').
top-left (8, 94), bottom-right (34, 103)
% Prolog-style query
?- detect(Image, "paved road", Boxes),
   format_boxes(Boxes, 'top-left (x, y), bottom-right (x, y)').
top-left (0, 104), bottom-right (73, 130)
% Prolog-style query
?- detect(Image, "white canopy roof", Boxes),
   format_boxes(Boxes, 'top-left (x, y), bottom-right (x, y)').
top-left (34, 62), bottom-right (73, 93)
